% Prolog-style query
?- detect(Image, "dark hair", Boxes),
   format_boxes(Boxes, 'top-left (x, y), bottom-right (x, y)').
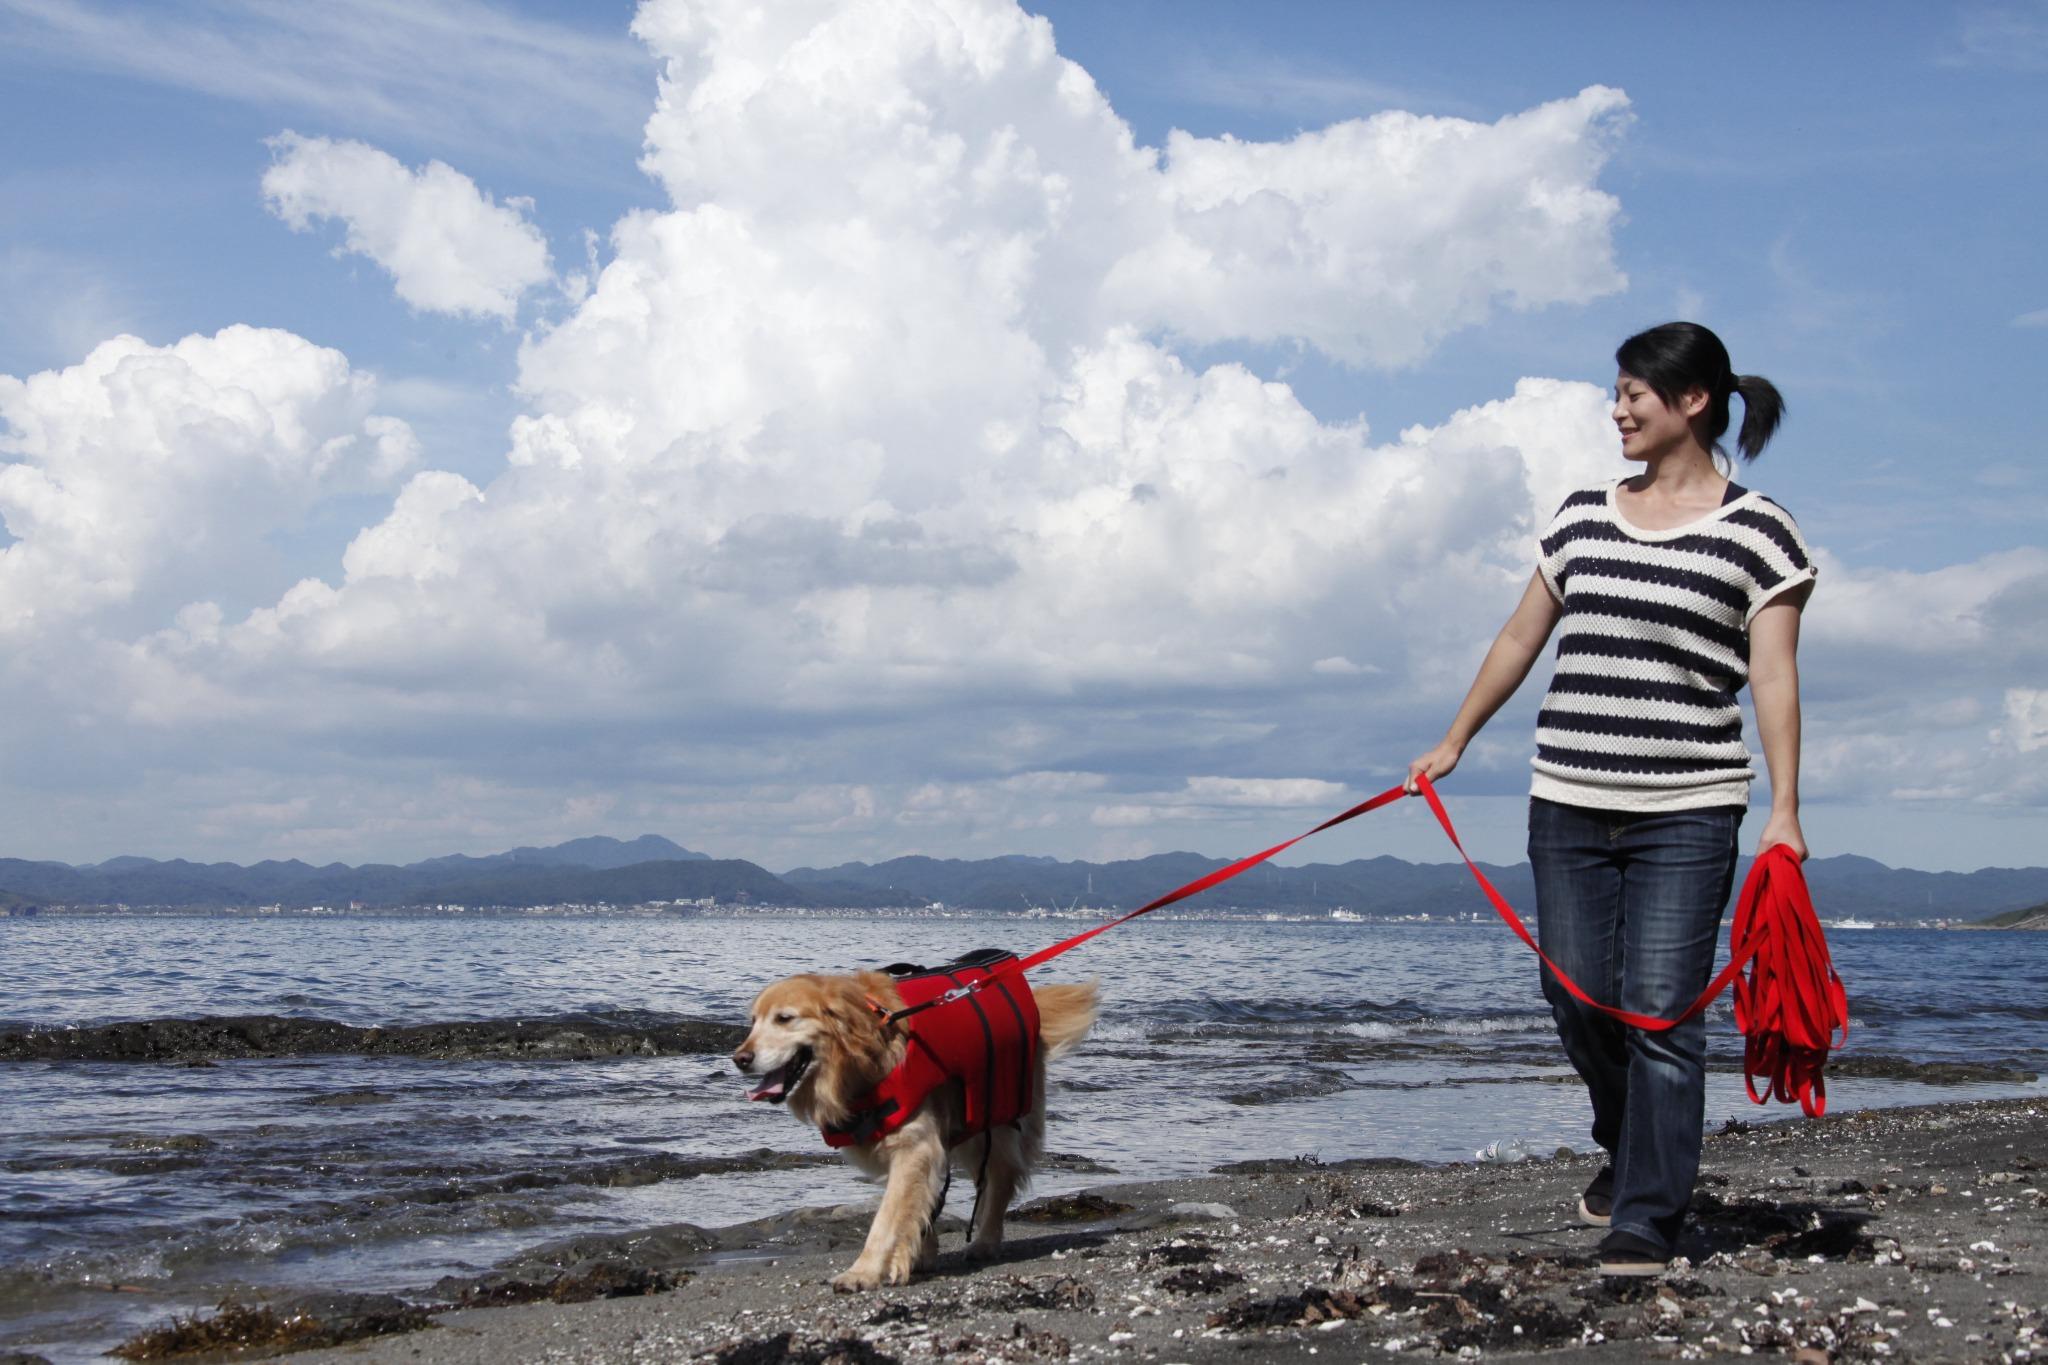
top-left (1615, 321), bottom-right (1785, 461)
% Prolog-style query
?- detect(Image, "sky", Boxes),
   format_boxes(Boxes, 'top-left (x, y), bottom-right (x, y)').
top-left (0, 0), bottom-right (2043, 875)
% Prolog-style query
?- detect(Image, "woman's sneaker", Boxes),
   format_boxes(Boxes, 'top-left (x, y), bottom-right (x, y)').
top-left (1578, 1166), bottom-right (1614, 1226)
top-left (1596, 1229), bottom-right (1669, 1277)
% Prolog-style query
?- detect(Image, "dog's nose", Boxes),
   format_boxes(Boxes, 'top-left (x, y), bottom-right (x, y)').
top-left (732, 1048), bottom-right (753, 1073)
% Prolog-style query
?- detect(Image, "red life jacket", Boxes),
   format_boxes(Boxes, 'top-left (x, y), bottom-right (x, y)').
top-left (824, 951), bottom-right (1040, 1149)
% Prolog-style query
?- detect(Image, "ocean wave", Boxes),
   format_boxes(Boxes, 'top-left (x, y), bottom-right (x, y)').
top-left (1338, 1014), bottom-right (1553, 1040)
top-left (1119, 1013), bottom-right (1551, 1043)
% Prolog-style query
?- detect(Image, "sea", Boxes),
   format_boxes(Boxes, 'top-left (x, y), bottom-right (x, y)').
top-left (2, 909), bottom-right (2042, 1363)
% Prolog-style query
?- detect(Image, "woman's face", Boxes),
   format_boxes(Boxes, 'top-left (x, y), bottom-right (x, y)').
top-left (1612, 371), bottom-right (1705, 462)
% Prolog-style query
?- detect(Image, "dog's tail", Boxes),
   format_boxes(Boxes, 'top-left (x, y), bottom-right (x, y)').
top-left (1032, 980), bottom-right (1099, 1061)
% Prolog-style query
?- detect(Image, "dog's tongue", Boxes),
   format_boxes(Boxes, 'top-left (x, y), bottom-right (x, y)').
top-left (746, 1065), bottom-right (788, 1102)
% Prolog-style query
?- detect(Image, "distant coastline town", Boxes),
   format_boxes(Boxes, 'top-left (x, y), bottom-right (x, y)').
top-left (4, 834), bottom-right (2044, 929)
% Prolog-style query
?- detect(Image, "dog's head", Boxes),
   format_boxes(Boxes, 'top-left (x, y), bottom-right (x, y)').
top-left (732, 972), bottom-right (896, 1124)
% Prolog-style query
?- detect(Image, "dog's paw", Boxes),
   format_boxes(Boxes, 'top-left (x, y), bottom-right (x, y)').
top-left (831, 1267), bottom-right (882, 1293)
top-left (964, 1237), bottom-right (1003, 1263)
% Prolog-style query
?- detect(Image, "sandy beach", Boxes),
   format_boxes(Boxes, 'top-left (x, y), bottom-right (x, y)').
top-left (79, 1094), bottom-right (2040, 1364)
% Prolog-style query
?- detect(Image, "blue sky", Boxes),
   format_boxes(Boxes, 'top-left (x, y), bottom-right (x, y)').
top-left (0, 0), bottom-right (2042, 874)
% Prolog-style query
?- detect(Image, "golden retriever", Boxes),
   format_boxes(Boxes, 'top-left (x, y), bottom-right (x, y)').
top-left (733, 966), bottom-right (1097, 1290)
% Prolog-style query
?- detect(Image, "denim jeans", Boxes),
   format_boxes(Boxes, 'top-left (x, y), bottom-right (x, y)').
top-left (1528, 796), bottom-right (1743, 1255)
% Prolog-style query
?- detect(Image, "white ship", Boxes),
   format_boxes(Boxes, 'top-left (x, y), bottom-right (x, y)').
top-left (1828, 917), bottom-right (1876, 930)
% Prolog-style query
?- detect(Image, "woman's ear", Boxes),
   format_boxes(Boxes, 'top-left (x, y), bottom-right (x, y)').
top-left (1682, 385), bottom-right (1712, 420)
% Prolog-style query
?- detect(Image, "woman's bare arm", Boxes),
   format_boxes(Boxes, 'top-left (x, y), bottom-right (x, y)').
top-left (1748, 586), bottom-right (1811, 858)
top-left (1405, 570), bottom-right (1563, 793)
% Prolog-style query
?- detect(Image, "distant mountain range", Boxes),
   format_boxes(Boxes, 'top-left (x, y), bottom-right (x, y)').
top-left (410, 834), bottom-right (710, 873)
top-left (1, 836), bottom-right (2045, 921)
top-left (0, 836), bottom-right (868, 911)
top-left (784, 851), bottom-right (2048, 924)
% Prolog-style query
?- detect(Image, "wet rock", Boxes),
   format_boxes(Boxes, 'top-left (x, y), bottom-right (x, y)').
top-left (1165, 1201), bottom-right (1235, 1221)
top-left (580, 1148), bottom-right (840, 1191)
top-left (1827, 1054), bottom-right (2039, 1084)
top-left (1011, 1192), bottom-right (1130, 1222)
top-left (111, 1134), bottom-right (213, 1152)
top-left (729, 1201), bottom-right (963, 1252)
top-left (435, 1259), bottom-right (686, 1306)
top-left (110, 1292), bottom-right (429, 1359)
top-left (1038, 1150), bottom-right (1115, 1174)
top-left (303, 1088), bottom-right (393, 1106)
top-left (1221, 1068), bottom-right (1349, 1106)
top-left (0, 1352), bottom-right (54, 1365)
top-left (1210, 1154), bottom-right (1426, 1174)
top-left (0, 1011), bottom-right (744, 1063)
top-left (492, 1222), bottom-right (720, 1279)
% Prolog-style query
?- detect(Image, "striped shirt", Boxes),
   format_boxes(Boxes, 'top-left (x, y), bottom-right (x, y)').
top-left (1531, 478), bottom-right (1817, 812)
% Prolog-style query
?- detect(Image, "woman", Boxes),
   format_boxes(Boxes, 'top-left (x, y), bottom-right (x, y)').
top-left (1406, 322), bottom-right (1815, 1276)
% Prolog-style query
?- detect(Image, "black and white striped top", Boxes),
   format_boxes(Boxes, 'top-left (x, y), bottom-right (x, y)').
top-left (1531, 479), bottom-right (1817, 812)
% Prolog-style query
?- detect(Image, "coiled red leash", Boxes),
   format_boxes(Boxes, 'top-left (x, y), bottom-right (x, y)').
top-left (1728, 844), bottom-right (1849, 1116)
top-left (897, 775), bottom-right (1848, 1114)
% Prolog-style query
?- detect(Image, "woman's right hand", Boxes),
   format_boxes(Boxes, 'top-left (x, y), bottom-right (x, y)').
top-left (1405, 740), bottom-right (1464, 795)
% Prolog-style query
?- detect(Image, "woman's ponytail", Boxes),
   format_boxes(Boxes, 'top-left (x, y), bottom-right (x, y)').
top-left (1729, 373), bottom-right (1785, 462)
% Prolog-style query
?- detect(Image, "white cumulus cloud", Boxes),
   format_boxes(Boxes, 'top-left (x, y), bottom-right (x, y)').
top-left (2002, 689), bottom-right (2048, 754)
top-left (1114, 87), bottom-right (1632, 365)
top-left (263, 132), bottom-right (553, 319)
top-left (0, 325), bottom-right (414, 635)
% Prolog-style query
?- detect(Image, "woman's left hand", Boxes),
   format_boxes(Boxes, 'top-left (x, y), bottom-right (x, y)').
top-left (1757, 810), bottom-right (1808, 861)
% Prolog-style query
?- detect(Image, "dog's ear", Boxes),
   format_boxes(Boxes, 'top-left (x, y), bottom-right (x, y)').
top-left (819, 978), bottom-right (866, 1027)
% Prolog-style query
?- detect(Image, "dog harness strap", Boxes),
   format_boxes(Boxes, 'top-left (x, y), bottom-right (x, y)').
top-left (983, 971), bottom-right (1034, 1123)
top-left (939, 968), bottom-right (1000, 1133)
top-left (825, 1096), bottom-right (900, 1145)
top-left (827, 955), bottom-right (1041, 1148)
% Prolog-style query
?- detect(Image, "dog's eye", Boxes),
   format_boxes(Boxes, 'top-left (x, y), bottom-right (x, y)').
top-left (773, 1011), bottom-right (796, 1025)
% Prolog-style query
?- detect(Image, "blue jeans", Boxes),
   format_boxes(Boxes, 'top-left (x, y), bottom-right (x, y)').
top-left (1528, 796), bottom-right (1743, 1255)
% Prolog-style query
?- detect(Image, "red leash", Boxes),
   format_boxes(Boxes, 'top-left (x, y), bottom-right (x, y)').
top-left (898, 776), bottom-right (1847, 1114)
top-left (1728, 844), bottom-right (1849, 1116)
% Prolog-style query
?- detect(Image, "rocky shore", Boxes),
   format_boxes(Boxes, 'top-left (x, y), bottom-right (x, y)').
top-left (0, 1013), bottom-right (744, 1063)
top-left (77, 1095), bottom-right (2043, 1364)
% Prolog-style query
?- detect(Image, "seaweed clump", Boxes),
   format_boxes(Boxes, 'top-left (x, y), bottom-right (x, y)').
top-left (111, 1293), bottom-right (428, 1360)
